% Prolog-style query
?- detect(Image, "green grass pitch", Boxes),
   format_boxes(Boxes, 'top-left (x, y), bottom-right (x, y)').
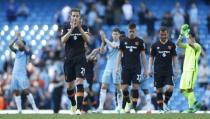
top-left (0, 114), bottom-right (210, 119)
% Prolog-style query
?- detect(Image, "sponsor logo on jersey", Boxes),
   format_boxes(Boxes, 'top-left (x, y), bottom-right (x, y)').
top-left (126, 46), bottom-right (137, 52)
top-left (158, 51), bottom-right (170, 57)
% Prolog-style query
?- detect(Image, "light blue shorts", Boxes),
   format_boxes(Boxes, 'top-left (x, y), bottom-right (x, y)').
top-left (140, 76), bottom-right (150, 90)
top-left (11, 74), bottom-right (29, 91)
top-left (101, 68), bottom-right (121, 85)
top-left (83, 80), bottom-right (89, 89)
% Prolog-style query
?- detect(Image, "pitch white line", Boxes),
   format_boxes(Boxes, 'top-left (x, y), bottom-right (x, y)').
top-left (0, 110), bottom-right (210, 114)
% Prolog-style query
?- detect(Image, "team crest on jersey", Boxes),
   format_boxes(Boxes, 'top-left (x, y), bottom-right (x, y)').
top-left (162, 52), bottom-right (166, 57)
top-left (168, 45), bottom-right (172, 50)
top-left (157, 46), bottom-right (160, 50)
top-left (124, 42), bottom-right (127, 45)
top-left (74, 36), bottom-right (77, 40)
top-left (135, 42), bottom-right (139, 46)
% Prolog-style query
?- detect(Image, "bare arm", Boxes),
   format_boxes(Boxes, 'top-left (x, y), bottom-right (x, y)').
top-left (99, 30), bottom-right (106, 54)
top-left (78, 26), bottom-right (90, 43)
top-left (99, 30), bottom-right (118, 49)
top-left (115, 50), bottom-right (122, 73)
top-left (99, 42), bottom-right (106, 54)
top-left (9, 38), bottom-right (18, 52)
top-left (61, 28), bottom-right (74, 44)
top-left (86, 48), bottom-right (100, 61)
top-left (104, 38), bottom-right (119, 48)
top-left (140, 51), bottom-right (147, 77)
top-left (172, 56), bottom-right (179, 79)
top-left (9, 32), bottom-right (22, 52)
top-left (148, 56), bottom-right (154, 77)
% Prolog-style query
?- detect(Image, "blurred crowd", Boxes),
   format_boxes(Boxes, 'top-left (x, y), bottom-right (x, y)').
top-left (1, 0), bottom-right (210, 111)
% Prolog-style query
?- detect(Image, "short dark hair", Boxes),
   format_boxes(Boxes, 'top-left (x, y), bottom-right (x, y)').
top-left (71, 8), bottom-right (80, 14)
top-left (189, 30), bottom-right (196, 38)
top-left (112, 27), bottom-right (120, 33)
top-left (128, 23), bottom-right (136, 29)
top-left (159, 26), bottom-right (168, 32)
top-left (120, 30), bottom-right (125, 35)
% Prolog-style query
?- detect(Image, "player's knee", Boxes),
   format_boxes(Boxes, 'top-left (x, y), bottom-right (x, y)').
top-left (67, 82), bottom-right (75, 89)
top-left (132, 84), bottom-right (139, 90)
top-left (166, 85), bottom-right (173, 92)
top-left (115, 84), bottom-right (121, 90)
top-left (116, 85), bottom-right (122, 94)
top-left (22, 89), bottom-right (29, 95)
top-left (13, 90), bottom-right (20, 96)
top-left (121, 84), bottom-right (128, 90)
top-left (89, 90), bottom-right (94, 96)
top-left (101, 84), bottom-right (107, 90)
top-left (156, 88), bottom-right (163, 93)
top-left (76, 78), bottom-right (83, 85)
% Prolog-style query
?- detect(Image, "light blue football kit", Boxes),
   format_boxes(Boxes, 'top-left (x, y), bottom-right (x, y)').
top-left (101, 41), bottom-right (121, 85)
top-left (11, 50), bottom-right (30, 90)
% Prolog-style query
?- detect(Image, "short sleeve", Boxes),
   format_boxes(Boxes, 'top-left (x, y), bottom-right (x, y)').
top-left (194, 43), bottom-right (201, 51)
top-left (61, 23), bottom-right (69, 36)
top-left (9, 45), bottom-right (18, 53)
top-left (119, 40), bottom-right (124, 51)
top-left (195, 43), bottom-right (202, 60)
top-left (25, 50), bottom-right (32, 56)
top-left (82, 25), bottom-right (89, 33)
top-left (171, 43), bottom-right (177, 56)
top-left (139, 40), bottom-right (145, 51)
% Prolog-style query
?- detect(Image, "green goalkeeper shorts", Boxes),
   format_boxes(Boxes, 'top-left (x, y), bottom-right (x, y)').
top-left (180, 71), bottom-right (198, 90)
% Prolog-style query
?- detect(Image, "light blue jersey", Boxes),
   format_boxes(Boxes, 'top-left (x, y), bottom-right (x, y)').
top-left (11, 50), bottom-right (30, 90)
top-left (102, 41), bottom-right (121, 85)
top-left (105, 41), bottom-right (120, 69)
top-left (13, 51), bottom-right (29, 75)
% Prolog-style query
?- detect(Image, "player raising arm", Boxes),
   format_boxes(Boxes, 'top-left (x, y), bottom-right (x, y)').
top-left (97, 28), bottom-right (123, 113)
top-left (177, 24), bottom-right (202, 113)
top-left (61, 8), bottom-right (90, 115)
top-left (9, 31), bottom-right (38, 113)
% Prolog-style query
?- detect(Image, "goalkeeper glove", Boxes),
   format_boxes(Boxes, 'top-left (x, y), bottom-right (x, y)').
top-left (180, 24), bottom-right (190, 38)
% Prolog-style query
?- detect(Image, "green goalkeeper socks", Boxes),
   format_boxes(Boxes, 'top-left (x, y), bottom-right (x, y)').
top-left (182, 90), bottom-right (196, 108)
top-left (188, 91), bottom-right (196, 108)
top-left (182, 91), bottom-right (188, 98)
